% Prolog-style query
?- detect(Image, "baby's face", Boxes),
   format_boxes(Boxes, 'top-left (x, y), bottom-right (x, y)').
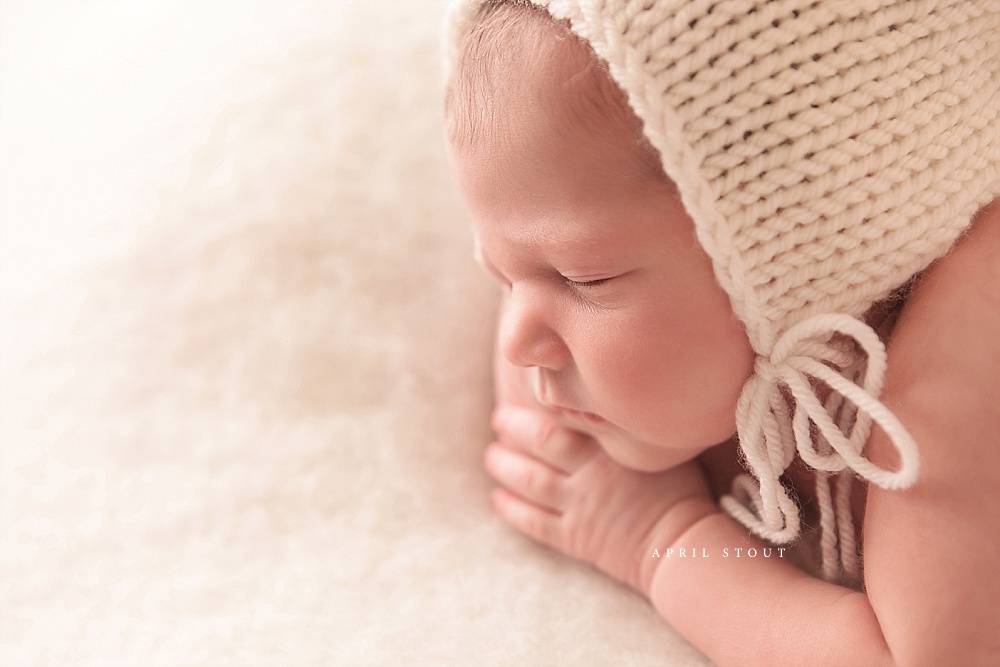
top-left (447, 46), bottom-right (754, 472)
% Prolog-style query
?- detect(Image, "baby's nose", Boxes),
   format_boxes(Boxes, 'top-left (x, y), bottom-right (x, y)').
top-left (498, 286), bottom-right (568, 370)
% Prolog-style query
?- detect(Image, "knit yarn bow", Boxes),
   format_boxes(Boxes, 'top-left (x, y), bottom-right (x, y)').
top-left (721, 312), bottom-right (920, 549)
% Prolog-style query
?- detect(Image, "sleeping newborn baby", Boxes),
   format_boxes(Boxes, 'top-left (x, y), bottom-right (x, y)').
top-left (444, 1), bottom-right (1000, 665)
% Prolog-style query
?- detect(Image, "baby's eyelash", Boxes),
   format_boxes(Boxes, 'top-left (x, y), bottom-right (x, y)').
top-left (565, 277), bottom-right (611, 289)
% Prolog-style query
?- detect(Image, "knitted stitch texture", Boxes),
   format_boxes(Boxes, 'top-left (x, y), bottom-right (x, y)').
top-left (447, 0), bottom-right (1000, 582)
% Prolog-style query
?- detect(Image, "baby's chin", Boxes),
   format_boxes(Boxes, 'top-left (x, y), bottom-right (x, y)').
top-left (550, 408), bottom-right (713, 471)
top-left (592, 428), bottom-right (706, 473)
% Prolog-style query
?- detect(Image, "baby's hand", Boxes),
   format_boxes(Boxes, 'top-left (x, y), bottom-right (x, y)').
top-left (485, 405), bottom-right (717, 596)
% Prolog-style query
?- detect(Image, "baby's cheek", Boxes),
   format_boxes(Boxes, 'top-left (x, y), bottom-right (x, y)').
top-left (594, 341), bottom-right (678, 426)
top-left (593, 325), bottom-right (742, 449)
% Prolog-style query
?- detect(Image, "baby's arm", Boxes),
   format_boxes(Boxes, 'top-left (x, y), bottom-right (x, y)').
top-left (857, 200), bottom-right (1000, 664)
top-left (489, 404), bottom-right (891, 664)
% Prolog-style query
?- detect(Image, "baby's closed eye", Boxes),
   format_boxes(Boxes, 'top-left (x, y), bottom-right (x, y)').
top-left (561, 268), bottom-right (637, 291)
top-left (561, 272), bottom-right (635, 309)
top-left (564, 276), bottom-right (612, 289)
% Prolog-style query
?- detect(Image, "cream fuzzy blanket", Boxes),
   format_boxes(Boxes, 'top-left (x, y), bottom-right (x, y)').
top-left (0, 1), bottom-right (711, 664)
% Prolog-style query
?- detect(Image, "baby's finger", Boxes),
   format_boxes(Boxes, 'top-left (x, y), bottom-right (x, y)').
top-left (492, 406), bottom-right (597, 473)
top-left (489, 486), bottom-right (561, 549)
top-left (484, 442), bottom-right (568, 511)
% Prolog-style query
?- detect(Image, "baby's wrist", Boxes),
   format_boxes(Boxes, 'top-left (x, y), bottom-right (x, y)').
top-left (637, 496), bottom-right (721, 597)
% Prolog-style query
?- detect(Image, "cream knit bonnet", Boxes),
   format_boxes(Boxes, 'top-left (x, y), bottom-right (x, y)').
top-left (446, 0), bottom-right (1000, 581)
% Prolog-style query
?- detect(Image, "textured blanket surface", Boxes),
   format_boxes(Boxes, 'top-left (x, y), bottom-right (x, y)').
top-left (0, 1), bottom-right (712, 664)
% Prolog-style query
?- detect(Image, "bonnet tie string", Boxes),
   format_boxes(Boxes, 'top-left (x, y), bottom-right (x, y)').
top-left (720, 312), bottom-right (920, 557)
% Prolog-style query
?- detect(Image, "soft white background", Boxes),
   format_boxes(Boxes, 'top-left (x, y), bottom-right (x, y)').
top-left (0, 1), bottom-right (711, 664)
